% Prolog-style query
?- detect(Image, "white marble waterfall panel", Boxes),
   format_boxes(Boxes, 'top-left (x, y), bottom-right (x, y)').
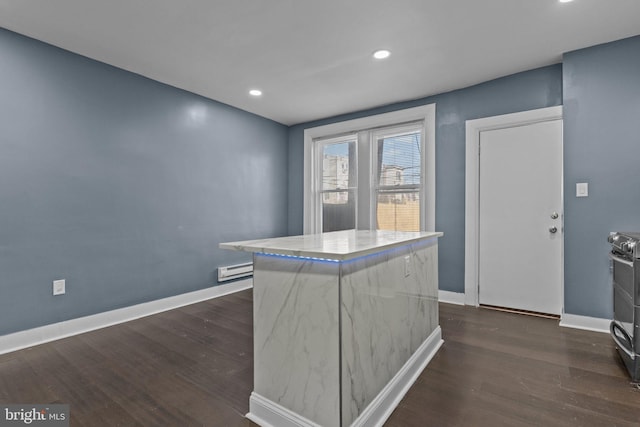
top-left (253, 254), bottom-right (341, 427)
top-left (340, 240), bottom-right (439, 426)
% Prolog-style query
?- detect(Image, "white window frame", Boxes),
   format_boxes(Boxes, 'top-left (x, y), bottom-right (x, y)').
top-left (303, 104), bottom-right (436, 234)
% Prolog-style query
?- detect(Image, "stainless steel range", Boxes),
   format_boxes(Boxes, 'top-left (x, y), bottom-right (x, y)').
top-left (608, 232), bottom-right (640, 382)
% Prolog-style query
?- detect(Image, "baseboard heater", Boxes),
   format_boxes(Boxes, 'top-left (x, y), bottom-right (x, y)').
top-left (218, 262), bottom-right (253, 282)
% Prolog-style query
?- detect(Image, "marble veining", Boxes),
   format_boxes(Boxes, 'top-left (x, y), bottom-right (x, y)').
top-left (252, 254), bottom-right (341, 427)
top-left (340, 241), bottom-right (439, 426)
top-left (221, 231), bottom-right (442, 427)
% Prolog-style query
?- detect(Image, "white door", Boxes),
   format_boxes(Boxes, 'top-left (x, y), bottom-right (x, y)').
top-left (478, 119), bottom-right (563, 315)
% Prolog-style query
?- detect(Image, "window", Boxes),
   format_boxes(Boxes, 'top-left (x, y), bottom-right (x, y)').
top-left (319, 136), bottom-right (357, 232)
top-left (374, 124), bottom-right (423, 232)
top-left (304, 105), bottom-right (435, 234)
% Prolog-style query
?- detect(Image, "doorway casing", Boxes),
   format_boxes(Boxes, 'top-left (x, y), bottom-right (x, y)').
top-left (464, 106), bottom-right (564, 307)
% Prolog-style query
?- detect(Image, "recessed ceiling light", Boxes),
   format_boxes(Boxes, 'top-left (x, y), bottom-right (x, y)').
top-left (373, 49), bottom-right (391, 60)
top-left (558, 0), bottom-right (574, 3)
top-left (249, 89), bottom-right (262, 96)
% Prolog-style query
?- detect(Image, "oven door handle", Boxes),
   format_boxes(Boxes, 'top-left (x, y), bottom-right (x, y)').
top-left (609, 253), bottom-right (635, 267)
top-left (610, 321), bottom-right (636, 360)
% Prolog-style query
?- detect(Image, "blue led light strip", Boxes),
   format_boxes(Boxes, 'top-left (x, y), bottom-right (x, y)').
top-left (255, 238), bottom-right (435, 264)
top-left (256, 252), bottom-right (341, 263)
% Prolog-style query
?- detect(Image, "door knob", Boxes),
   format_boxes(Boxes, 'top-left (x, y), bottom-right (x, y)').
top-left (550, 212), bottom-right (559, 219)
top-left (549, 226), bottom-right (558, 234)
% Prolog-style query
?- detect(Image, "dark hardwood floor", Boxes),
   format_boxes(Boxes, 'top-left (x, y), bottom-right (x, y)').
top-left (386, 304), bottom-right (640, 427)
top-left (1, 289), bottom-right (638, 426)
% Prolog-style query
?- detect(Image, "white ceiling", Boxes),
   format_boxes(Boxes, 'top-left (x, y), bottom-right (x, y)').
top-left (0, 0), bottom-right (639, 126)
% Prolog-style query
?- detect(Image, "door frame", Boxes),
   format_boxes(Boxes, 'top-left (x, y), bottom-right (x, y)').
top-left (464, 106), bottom-right (563, 307)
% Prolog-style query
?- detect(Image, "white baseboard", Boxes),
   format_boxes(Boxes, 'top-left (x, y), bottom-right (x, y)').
top-left (247, 327), bottom-right (443, 427)
top-left (438, 290), bottom-right (465, 305)
top-left (559, 313), bottom-right (610, 334)
top-left (0, 279), bottom-right (253, 356)
top-left (435, 292), bottom-right (610, 335)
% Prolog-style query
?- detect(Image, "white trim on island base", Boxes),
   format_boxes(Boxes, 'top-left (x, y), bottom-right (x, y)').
top-left (247, 393), bottom-right (322, 427)
top-left (350, 327), bottom-right (443, 427)
top-left (560, 313), bottom-right (610, 334)
top-left (0, 279), bottom-right (253, 356)
top-left (247, 327), bottom-right (443, 427)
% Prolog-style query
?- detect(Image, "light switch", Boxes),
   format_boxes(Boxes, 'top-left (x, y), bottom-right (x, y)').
top-left (53, 279), bottom-right (66, 295)
top-left (576, 182), bottom-right (588, 197)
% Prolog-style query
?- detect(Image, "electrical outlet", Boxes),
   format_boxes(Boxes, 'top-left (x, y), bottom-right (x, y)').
top-left (53, 279), bottom-right (66, 296)
top-left (404, 255), bottom-right (411, 277)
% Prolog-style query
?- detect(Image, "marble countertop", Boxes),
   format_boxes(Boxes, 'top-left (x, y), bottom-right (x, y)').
top-left (220, 229), bottom-right (443, 261)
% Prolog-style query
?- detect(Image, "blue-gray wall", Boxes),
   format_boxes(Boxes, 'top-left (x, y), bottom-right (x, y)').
top-left (563, 35), bottom-right (640, 318)
top-left (0, 28), bottom-right (288, 335)
top-left (3, 25), bottom-right (637, 336)
top-left (288, 65), bottom-right (563, 295)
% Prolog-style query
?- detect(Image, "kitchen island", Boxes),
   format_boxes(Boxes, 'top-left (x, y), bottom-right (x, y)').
top-left (220, 230), bottom-right (443, 427)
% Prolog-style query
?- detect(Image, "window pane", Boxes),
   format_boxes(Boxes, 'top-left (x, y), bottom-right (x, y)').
top-left (377, 192), bottom-right (420, 232)
top-left (323, 190), bottom-right (355, 232)
top-left (376, 131), bottom-right (421, 231)
top-left (322, 140), bottom-right (355, 191)
top-left (321, 139), bottom-right (356, 232)
top-left (377, 132), bottom-right (421, 188)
